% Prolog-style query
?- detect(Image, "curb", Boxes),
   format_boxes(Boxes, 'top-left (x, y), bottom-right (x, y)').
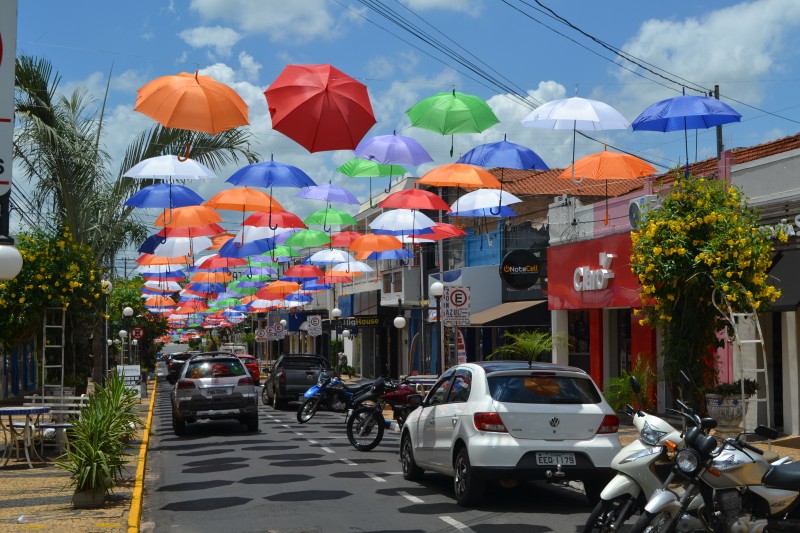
top-left (127, 386), bottom-right (157, 533)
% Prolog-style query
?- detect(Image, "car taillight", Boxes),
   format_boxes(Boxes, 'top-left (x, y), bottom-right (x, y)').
top-left (473, 412), bottom-right (508, 433)
top-left (238, 377), bottom-right (254, 386)
top-left (177, 379), bottom-right (196, 389)
top-left (597, 414), bottom-right (619, 434)
top-left (279, 372), bottom-right (285, 385)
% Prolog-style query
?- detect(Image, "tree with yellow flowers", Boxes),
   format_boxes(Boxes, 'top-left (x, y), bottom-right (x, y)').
top-left (630, 173), bottom-right (780, 395)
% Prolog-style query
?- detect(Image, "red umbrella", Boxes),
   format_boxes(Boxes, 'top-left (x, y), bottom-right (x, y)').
top-left (282, 265), bottom-right (324, 280)
top-left (243, 210), bottom-right (306, 229)
top-left (405, 222), bottom-right (467, 242)
top-left (330, 231), bottom-right (363, 247)
top-left (378, 188), bottom-right (451, 212)
top-left (264, 64), bottom-right (376, 152)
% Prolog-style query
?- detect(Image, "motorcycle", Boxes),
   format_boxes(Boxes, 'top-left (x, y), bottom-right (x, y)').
top-left (296, 375), bottom-right (374, 424)
top-left (346, 377), bottom-right (416, 451)
top-left (632, 376), bottom-right (797, 533)
top-left (583, 377), bottom-right (683, 532)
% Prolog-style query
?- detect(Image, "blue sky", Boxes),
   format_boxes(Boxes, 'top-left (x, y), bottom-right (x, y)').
top-left (14, 0), bottom-right (800, 263)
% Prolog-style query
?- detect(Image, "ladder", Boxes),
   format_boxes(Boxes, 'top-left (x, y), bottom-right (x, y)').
top-left (712, 286), bottom-right (770, 433)
top-left (41, 308), bottom-right (66, 396)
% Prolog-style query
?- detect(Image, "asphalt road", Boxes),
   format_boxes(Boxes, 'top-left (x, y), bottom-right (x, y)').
top-left (141, 382), bottom-right (602, 533)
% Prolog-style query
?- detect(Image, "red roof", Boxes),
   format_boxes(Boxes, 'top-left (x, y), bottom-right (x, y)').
top-left (491, 168), bottom-right (646, 198)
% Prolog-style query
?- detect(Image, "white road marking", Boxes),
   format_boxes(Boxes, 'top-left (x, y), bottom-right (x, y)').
top-left (321, 447), bottom-right (335, 454)
top-left (366, 473), bottom-right (387, 483)
top-left (340, 458), bottom-right (357, 466)
top-left (307, 439), bottom-right (318, 445)
top-left (398, 491), bottom-right (423, 504)
top-left (294, 432), bottom-right (304, 436)
top-left (439, 516), bottom-right (475, 532)
top-left (281, 424), bottom-right (291, 428)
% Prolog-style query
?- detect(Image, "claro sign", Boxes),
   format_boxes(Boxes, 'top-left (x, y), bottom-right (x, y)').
top-left (573, 253), bottom-right (615, 291)
top-left (499, 250), bottom-right (539, 290)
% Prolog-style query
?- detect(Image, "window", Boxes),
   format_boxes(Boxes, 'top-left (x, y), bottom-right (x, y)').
top-left (448, 369), bottom-right (472, 403)
top-left (487, 375), bottom-right (601, 404)
top-left (426, 371), bottom-right (455, 406)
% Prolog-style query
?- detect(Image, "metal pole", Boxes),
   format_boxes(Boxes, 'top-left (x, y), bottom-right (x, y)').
top-left (435, 295), bottom-right (442, 375)
top-left (714, 84), bottom-right (724, 159)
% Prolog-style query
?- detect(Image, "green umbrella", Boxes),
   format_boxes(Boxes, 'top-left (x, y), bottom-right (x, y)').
top-left (286, 229), bottom-right (332, 249)
top-left (337, 157), bottom-right (408, 205)
top-left (270, 244), bottom-right (300, 262)
top-left (406, 89), bottom-right (500, 156)
top-left (213, 297), bottom-right (241, 307)
top-left (304, 207), bottom-right (357, 231)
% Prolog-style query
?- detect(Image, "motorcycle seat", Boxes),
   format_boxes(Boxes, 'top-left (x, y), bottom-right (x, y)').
top-left (342, 381), bottom-right (375, 394)
top-left (763, 460), bottom-right (800, 490)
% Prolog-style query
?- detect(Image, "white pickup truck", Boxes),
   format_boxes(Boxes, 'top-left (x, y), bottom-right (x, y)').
top-left (219, 344), bottom-right (248, 356)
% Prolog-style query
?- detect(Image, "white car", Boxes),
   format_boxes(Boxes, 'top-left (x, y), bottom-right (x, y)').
top-left (400, 361), bottom-right (621, 506)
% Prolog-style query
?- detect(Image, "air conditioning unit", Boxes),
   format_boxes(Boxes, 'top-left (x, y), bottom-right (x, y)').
top-left (628, 195), bottom-right (660, 229)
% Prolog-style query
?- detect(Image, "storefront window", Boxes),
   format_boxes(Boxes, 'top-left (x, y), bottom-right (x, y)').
top-left (568, 310), bottom-right (590, 372)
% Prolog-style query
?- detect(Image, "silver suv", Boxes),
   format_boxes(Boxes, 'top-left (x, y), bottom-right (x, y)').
top-left (170, 352), bottom-right (259, 435)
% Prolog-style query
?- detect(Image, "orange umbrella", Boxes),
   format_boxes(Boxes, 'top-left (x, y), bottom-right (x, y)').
top-left (134, 71), bottom-right (249, 134)
top-left (324, 269), bottom-right (362, 278)
top-left (191, 271), bottom-right (233, 283)
top-left (209, 233), bottom-right (236, 250)
top-left (154, 206), bottom-right (221, 228)
top-left (175, 300), bottom-right (209, 313)
top-left (135, 254), bottom-right (190, 266)
top-left (258, 280), bottom-right (301, 297)
top-left (205, 187), bottom-right (284, 212)
top-left (349, 234), bottom-right (402, 252)
top-left (145, 295), bottom-right (176, 307)
top-left (417, 163), bottom-right (501, 189)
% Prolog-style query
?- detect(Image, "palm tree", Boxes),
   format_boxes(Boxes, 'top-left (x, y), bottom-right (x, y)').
top-left (488, 330), bottom-right (568, 363)
top-left (13, 54), bottom-right (259, 382)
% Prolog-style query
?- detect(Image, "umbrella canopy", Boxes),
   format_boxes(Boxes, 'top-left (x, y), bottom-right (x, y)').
top-left (558, 150), bottom-right (657, 182)
top-left (226, 158), bottom-right (316, 189)
top-left (304, 207), bottom-right (357, 228)
top-left (258, 280), bottom-right (302, 297)
top-left (337, 157), bottom-right (408, 178)
top-left (123, 155), bottom-right (218, 181)
top-left (368, 209), bottom-right (437, 235)
top-left (135, 254), bottom-right (190, 266)
top-left (356, 248), bottom-right (414, 261)
top-left (297, 184), bottom-right (360, 205)
top-left (453, 206), bottom-right (516, 218)
top-left (264, 64), bottom-right (376, 152)
top-left (301, 280), bottom-right (333, 292)
top-left (143, 280), bottom-right (183, 292)
top-left (282, 265), bottom-right (324, 280)
top-left (353, 133), bottom-right (433, 166)
top-left (403, 222), bottom-right (468, 243)
top-left (145, 295), bottom-right (176, 307)
top-left (330, 231), bottom-right (363, 247)
top-left (521, 96), bottom-right (630, 131)
top-left (191, 271), bottom-right (233, 283)
top-left (457, 138), bottom-right (549, 171)
top-left (209, 233), bottom-right (236, 250)
top-left (418, 163), bottom-right (501, 189)
top-left (140, 235), bottom-right (212, 257)
top-left (194, 254), bottom-right (248, 270)
top-left (218, 237), bottom-right (275, 258)
top-left (407, 90), bottom-right (499, 135)
top-left (153, 223), bottom-right (225, 238)
top-left (125, 182), bottom-right (204, 209)
top-left (244, 211), bottom-right (306, 229)
top-left (317, 273), bottom-right (354, 284)
top-left (378, 188), bottom-right (450, 212)
top-left (331, 260), bottom-right (373, 273)
top-left (349, 233), bottom-right (403, 252)
top-left (205, 187), bottom-right (284, 212)
top-left (307, 248), bottom-right (356, 265)
top-left (451, 189), bottom-right (522, 214)
top-left (134, 70), bottom-right (248, 134)
top-left (285, 229), bottom-right (331, 248)
top-left (154, 205), bottom-right (221, 228)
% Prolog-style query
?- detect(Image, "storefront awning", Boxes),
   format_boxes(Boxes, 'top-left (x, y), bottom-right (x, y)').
top-left (769, 250), bottom-right (800, 311)
top-left (468, 300), bottom-right (549, 327)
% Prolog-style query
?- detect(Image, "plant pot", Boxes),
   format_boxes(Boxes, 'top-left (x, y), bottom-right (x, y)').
top-left (705, 393), bottom-right (749, 426)
top-left (72, 487), bottom-right (105, 509)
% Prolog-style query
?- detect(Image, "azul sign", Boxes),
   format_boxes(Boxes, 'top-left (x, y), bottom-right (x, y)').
top-left (499, 250), bottom-right (540, 290)
top-left (573, 253), bottom-right (615, 292)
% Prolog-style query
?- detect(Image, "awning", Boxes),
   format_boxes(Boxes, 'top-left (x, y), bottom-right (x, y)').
top-left (468, 300), bottom-right (549, 327)
top-left (769, 250), bottom-right (800, 311)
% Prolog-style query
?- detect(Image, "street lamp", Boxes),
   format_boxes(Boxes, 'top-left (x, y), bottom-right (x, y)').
top-left (122, 307), bottom-right (133, 366)
top-left (131, 339), bottom-right (138, 364)
top-left (0, 192), bottom-right (23, 281)
top-left (118, 330), bottom-right (127, 365)
top-left (101, 280), bottom-right (113, 385)
top-left (342, 329), bottom-right (351, 339)
top-left (430, 281), bottom-right (444, 375)
top-left (393, 298), bottom-right (406, 329)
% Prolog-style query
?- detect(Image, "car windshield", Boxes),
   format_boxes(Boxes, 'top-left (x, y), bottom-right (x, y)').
top-left (186, 360), bottom-right (246, 379)
top-left (282, 358), bottom-right (328, 369)
top-left (487, 375), bottom-right (601, 404)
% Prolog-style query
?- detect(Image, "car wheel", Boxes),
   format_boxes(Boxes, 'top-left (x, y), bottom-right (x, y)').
top-left (272, 391), bottom-right (286, 410)
top-left (172, 411), bottom-right (186, 436)
top-left (453, 447), bottom-right (485, 507)
top-left (400, 433), bottom-right (424, 481)
top-left (261, 385), bottom-right (270, 405)
top-left (245, 412), bottom-right (259, 432)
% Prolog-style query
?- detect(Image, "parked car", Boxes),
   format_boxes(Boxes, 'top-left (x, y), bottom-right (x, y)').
top-left (262, 354), bottom-right (334, 410)
top-left (169, 351), bottom-right (259, 435)
top-left (399, 361), bottom-right (621, 506)
top-left (236, 354), bottom-right (260, 385)
top-left (166, 351), bottom-right (199, 384)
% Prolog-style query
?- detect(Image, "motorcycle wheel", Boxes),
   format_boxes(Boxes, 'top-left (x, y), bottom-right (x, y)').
top-left (582, 496), bottom-right (634, 533)
top-left (630, 510), bottom-right (675, 533)
top-left (347, 406), bottom-right (384, 451)
top-left (297, 396), bottom-right (322, 424)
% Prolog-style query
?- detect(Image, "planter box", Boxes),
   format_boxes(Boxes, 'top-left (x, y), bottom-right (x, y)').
top-left (705, 393), bottom-right (749, 426)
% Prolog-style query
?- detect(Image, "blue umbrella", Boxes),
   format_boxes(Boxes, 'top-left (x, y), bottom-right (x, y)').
top-left (362, 248), bottom-right (414, 261)
top-left (452, 206), bottom-right (516, 218)
top-left (219, 237), bottom-right (275, 258)
top-left (226, 158), bottom-right (316, 188)
top-left (125, 182), bottom-right (204, 209)
top-left (632, 91), bottom-right (741, 175)
top-left (284, 292), bottom-right (313, 303)
top-left (297, 184), bottom-right (360, 205)
top-left (184, 282), bottom-right (226, 294)
top-left (457, 137), bottom-right (549, 171)
top-left (301, 280), bottom-right (333, 291)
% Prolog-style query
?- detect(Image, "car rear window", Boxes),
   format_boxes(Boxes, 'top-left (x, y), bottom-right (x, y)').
top-left (185, 359), bottom-right (246, 379)
top-left (487, 375), bottom-right (601, 404)
top-left (282, 357), bottom-right (329, 369)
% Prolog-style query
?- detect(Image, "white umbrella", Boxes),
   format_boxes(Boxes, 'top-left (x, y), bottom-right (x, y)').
top-left (152, 236), bottom-right (213, 258)
top-left (308, 248), bottom-right (356, 265)
top-left (235, 225), bottom-right (294, 243)
top-left (249, 299), bottom-right (283, 310)
top-left (133, 264), bottom-right (186, 275)
top-left (123, 155), bottom-right (218, 180)
top-left (144, 280), bottom-right (183, 292)
top-left (368, 209), bottom-right (436, 233)
top-left (450, 188), bottom-right (522, 214)
top-left (331, 260), bottom-right (374, 273)
top-left (522, 96), bottom-right (630, 181)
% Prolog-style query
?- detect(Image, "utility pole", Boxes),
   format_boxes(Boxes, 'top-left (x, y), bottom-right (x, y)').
top-left (714, 84), bottom-right (724, 158)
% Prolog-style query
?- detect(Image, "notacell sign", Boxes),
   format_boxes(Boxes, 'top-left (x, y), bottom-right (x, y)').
top-left (499, 250), bottom-right (540, 290)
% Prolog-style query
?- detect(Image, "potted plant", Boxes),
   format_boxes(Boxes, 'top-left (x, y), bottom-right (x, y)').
top-left (704, 378), bottom-right (759, 426)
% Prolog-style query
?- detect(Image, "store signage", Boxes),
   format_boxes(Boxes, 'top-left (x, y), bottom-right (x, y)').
top-left (0, 1), bottom-right (17, 196)
top-left (573, 253), bottom-right (615, 292)
top-left (499, 250), bottom-right (540, 290)
top-left (442, 286), bottom-right (470, 326)
top-left (341, 315), bottom-right (380, 328)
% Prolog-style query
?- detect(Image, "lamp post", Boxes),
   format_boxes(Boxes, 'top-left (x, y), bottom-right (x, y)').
top-left (330, 307), bottom-right (342, 364)
top-left (429, 282), bottom-right (444, 375)
top-left (118, 330), bottom-right (127, 365)
top-left (101, 280), bottom-right (113, 385)
top-left (122, 306), bottom-right (133, 366)
top-left (113, 338), bottom-right (121, 371)
top-left (0, 192), bottom-right (23, 282)
top-left (131, 339), bottom-right (138, 365)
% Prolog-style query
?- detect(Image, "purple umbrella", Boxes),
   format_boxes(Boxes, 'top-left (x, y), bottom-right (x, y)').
top-left (297, 184), bottom-right (360, 205)
top-left (354, 132), bottom-right (433, 166)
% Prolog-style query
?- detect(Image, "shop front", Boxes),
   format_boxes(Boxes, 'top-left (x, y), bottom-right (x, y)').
top-left (547, 232), bottom-right (656, 388)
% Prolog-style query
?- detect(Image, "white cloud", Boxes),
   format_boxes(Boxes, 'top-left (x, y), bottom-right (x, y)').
top-left (399, 0), bottom-right (483, 17)
top-left (179, 26), bottom-right (242, 57)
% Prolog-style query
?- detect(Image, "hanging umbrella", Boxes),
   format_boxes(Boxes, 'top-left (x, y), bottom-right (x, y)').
top-left (282, 265), bottom-right (324, 281)
top-left (407, 90), bottom-right (500, 156)
top-left (264, 64), bottom-right (376, 152)
top-left (417, 163), bottom-right (501, 189)
top-left (349, 233), bottom-right (403, 253)
top-left (140, 235), bottom-right (213, 257)
top-left (330, 231), bottom-right (363, 248)
top-left (244, 211), bottom-right (306, 229)
top-left (226, 157), bottom-right (316, 189)
top-left (307, 248), bottom-right (356, 265)
top-left (522, 96), bottom-right (630, 181)
top-left (378, 188), bottom-right (450, 212)
top-left (143, 280), bottom-right (183, 292)
top-left (317, 273), bottom-right (354, 284)
top-left (368, 209), bottom-right (436, 235)
top-left (123, 155), bottom-right (218, 181)
top-left (205, 187), bottom-right (284, 213)
top-left (354, 132), bottom-right (434, 165)
top-left (632, 91), bottom-right (741, 176)
top-left (153, 223), bottom-right (225, 238)
top-left (154, 206), bottom-right (221, 228)
top-left (452, 206), bottom-right (516, 218)
top-left (135, 70), bottom-right (248, 134)
top-left (337, 156), bottom-right (409, 202)
top-left (125, 183), bottom-right (204, 209)
top-left (301, 280), bottom-right (333, 292)
top-left (145, 295), bottom-right (176, 307)
top-left (242, 266), bottom-right (278, 277)
top-left (451, 189), bottom-right (522, 214)
top-left (285, 229), bottom-right (331, 249)
top-left (219, 237), bottom-right (275, 259)
top-left (258, 280), bottom-right (302, 297)
top-left (559, 148), bottom-right (657, 224)
top-left (356, 248), bottom-right (414, 261)
top-left (193, 254), bottom-right (248, 270)
top-left (191, 271), bottom-right (233, 284)
top-left (135, 254), bottom-right (190, 266)
top-left (303, 207), bottom-right (357, 231)
top-left (457, 137), bottom-right (549, 171)
top-left (209, 233), bottom-right (236, 250)
top-left (266, 245), bottom-right (301, 262)
top-left (298, 184), bottom-right (360, 205)
top-left (331, 260), bottom-right (373, 273)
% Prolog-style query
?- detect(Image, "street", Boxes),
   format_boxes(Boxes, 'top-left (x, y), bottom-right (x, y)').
top-left (141, 382), bottom-right (603, 533)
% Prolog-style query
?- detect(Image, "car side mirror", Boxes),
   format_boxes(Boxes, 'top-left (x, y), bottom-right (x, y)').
top-left (407, 393), bottom-right (424, 407)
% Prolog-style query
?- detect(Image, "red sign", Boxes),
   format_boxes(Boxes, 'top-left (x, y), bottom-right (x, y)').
top-left (131, 327), bottom-right (145, 340)
top-left (547, 232), bottom-right (641, 310)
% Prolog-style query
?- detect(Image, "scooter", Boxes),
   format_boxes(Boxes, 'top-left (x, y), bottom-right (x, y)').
top-left (296, 375), bottom-right (374, 424)
top-left (583, 377), bottom-right (683, 533)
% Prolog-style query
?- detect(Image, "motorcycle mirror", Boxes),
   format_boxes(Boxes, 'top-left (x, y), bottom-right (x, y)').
top-left (629, 375), bottom-right (641, 394)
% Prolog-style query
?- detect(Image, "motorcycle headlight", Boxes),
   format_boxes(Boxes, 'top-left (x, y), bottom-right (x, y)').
top-left (620, 446), bottom-right (662, 465)
top-left (676, 449), bottom-right (700, 474)
top-left (640, 421), bottom-right (667, 446)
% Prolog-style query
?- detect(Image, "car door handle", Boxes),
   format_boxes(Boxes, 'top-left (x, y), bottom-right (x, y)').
top-left (452, 415), bottom-right (458, 426)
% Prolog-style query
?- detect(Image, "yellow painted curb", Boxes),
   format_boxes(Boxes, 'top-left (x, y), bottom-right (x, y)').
top-left (128, 385), bottom-right (157, 533)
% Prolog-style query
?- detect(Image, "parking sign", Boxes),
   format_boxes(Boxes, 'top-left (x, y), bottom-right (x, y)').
top-left (442, 286), bottom-right (470, 326)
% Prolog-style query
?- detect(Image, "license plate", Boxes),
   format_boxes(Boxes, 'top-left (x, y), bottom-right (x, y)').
top-left (535, 452), bottom-right (576, 466)
top-left (206, 387), bottom-right (228, 397)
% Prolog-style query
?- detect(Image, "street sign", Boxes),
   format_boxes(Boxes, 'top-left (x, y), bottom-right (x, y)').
top-left (308, 315), bottom-right (322, 336)
top-left (131, 327), bottom-right (145, 340)
top-left (0, 2), bottom-right (17, 197)
top-left (255, 328), bottom-right (267, 341)
top-left (442, 286), bottom-right (470, 326)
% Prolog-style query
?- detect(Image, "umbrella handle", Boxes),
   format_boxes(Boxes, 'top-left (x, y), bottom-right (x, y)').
top-left (177, 143), bottom-right (191, 162)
